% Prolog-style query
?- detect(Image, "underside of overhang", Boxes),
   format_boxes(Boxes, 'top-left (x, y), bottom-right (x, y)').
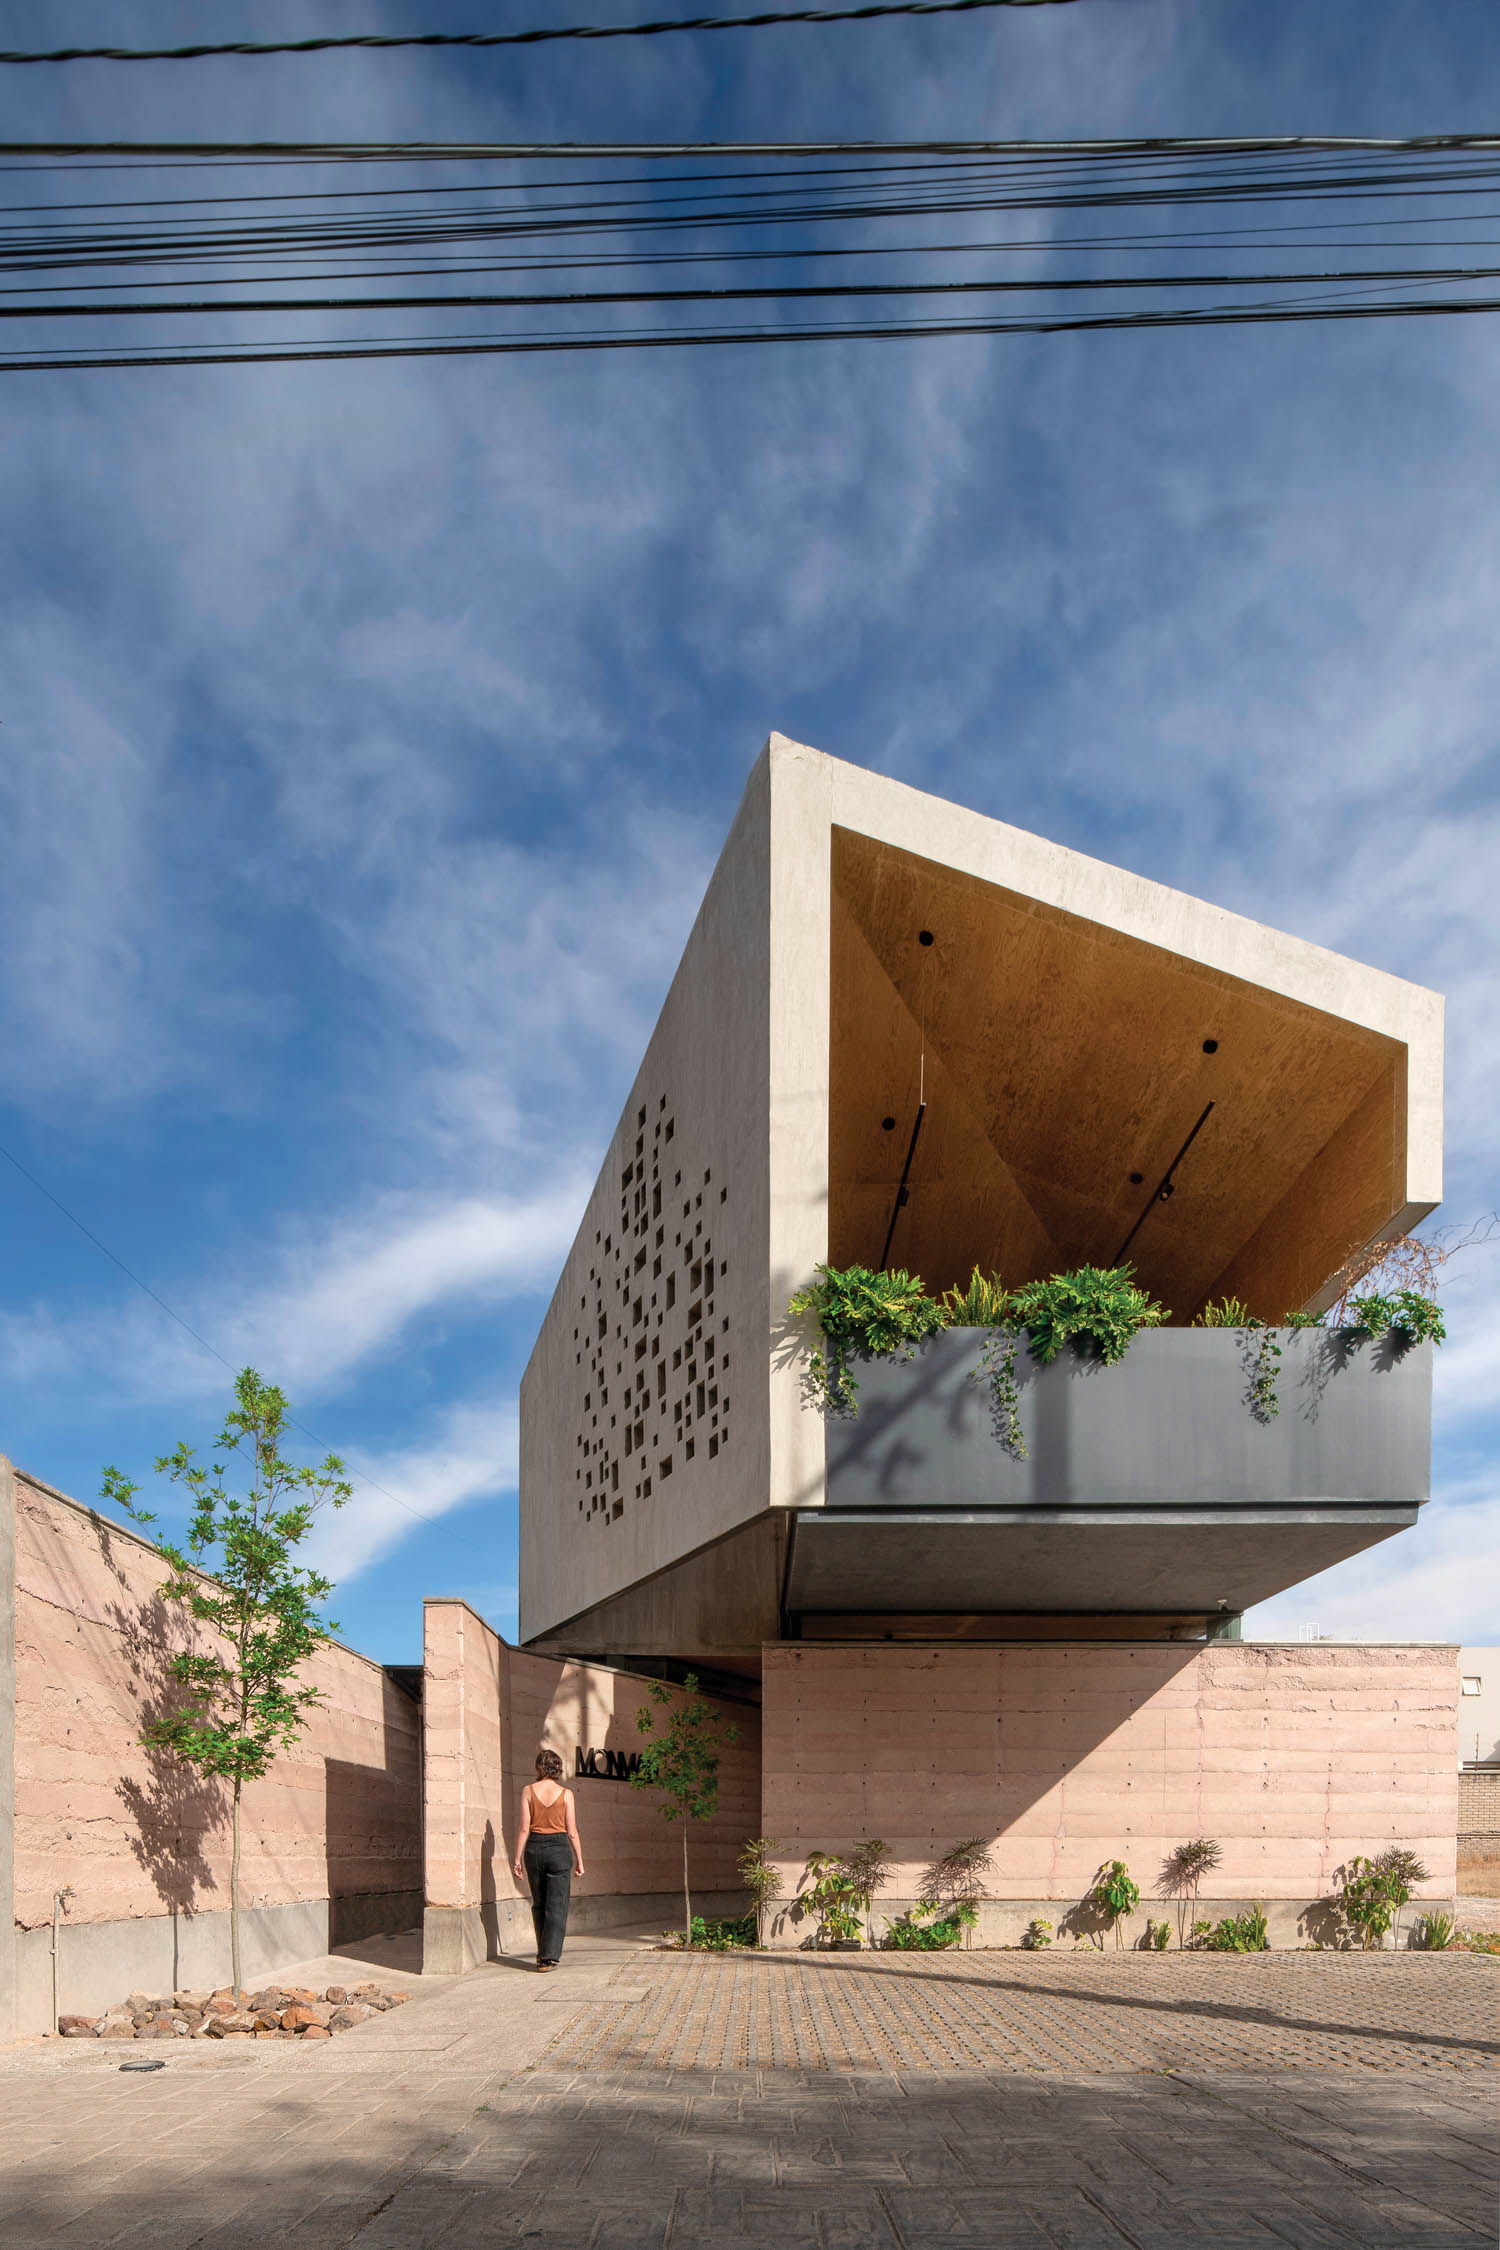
top-left (829, 828), bottom-right (1416, 1320)
top-left (784, 1505), bottom-right (1417, 1619)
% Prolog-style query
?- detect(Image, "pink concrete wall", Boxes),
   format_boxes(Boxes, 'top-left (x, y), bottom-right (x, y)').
top-left (423, 1598), bottom-right (760, 1941)
top-left (763, 1641), bottom-right (1459, 1919)
top-left (12, 1471), bottom-right (421, 1936)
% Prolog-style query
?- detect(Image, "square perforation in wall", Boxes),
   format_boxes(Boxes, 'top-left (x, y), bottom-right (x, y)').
top-left (572, 1097), bottom-right (731, 1530)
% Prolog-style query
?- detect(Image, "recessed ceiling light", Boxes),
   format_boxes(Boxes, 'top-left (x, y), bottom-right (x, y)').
top-left (1202, 1038), bottom-right (1219, 1054)
top-left (882, 1116), bottom-right (896, 1131)
top-left (1129, 1172), bottom-right (1144, 1185)
top-left (918, 930), bottom-right (934, 946)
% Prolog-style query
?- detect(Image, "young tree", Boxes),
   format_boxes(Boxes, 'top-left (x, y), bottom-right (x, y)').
top-left (102, 1368), bottom-right (350, 1999)
top-left (845, 1837), bottom-right (892, 1948)
top-left (1159, 1838), bottom-right (1224, 1949)
top-left (631, 1674), bottom-right (739, 1947)
top-left (737, 1837), bottom-right (785, 1949)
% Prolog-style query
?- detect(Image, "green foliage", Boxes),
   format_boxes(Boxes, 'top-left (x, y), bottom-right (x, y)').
top-left (802, 1851), bottom-right (864, 1944)
top-left (924, 1837), bottom-right (993, 1911)
top-left (1087, 1859), bottom-right (1141, 1948)
top-left (1022, 1916), bottom-right (1053, 1949)
top-left (737, 1837), bottom-right (784, 1946)
top-left (1158, 1837), bottom-right (1224, 1949)
top-left (677, 1912), bottom-right (757, 1951)
top-left (1194, 1297), bottom-right (1255, 1328)
top-left (1143, 1918), bottom-right (1172, 1951)
top-left (101, 1368), bottom-right (351, 1997)
top-left (1456, 1927), bottom-right (1500, 1955)
top-left (1008, 1266), bottom-right (1168, 1367)
top-left (882, 1900), bottom-right (978, 1950)
top-left (1193, 1903), bottom-right (1269, 1952)
top-left (845, 1837), bottom-right (893, 1938)
top-left (788, 1263), bottom-right (947, 1416)
top-left (1336, 1846), bottom-right (1430, 1950)
top-left (978, 1327), bottom-right (1027, 1458)
top-left (1347, 1289), bottom-right (1446, 1347)
top-left (1415, 1910), bottom-right (1456, 1952)
top-left (939, 1267), bottom-right (1011, 1327)
top-left (633, 1674), bottom-right (740, 1946)
top-left (1285, 1308), bottom-right (1325, 1329)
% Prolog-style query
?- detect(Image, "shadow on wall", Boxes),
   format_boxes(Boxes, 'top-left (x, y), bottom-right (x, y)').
top-left (324, 1702), bottom-right (424, 1947)
top-left (99, 1519), bottom-right (224, 1980)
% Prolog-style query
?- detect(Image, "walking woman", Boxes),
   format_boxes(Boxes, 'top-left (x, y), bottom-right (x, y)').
top-left (512, 1747), bottom-right (585, 1970)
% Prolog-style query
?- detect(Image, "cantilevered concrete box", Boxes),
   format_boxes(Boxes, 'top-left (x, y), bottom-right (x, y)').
top-left (520, 738), bottom-right (1442, 1660)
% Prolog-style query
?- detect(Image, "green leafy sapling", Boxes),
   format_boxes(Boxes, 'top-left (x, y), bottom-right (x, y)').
top-left (632, 1674), bottom-right (739, 1948)
top-left (1159, 1838), bottom-right (1224, 1949)
top-left (1088, 1858), bottom-right (1141, 1949)
top-left (737, 1837), bottom-right (785, 1948)
top-left (101, 1367), bottom-right (351, 2000)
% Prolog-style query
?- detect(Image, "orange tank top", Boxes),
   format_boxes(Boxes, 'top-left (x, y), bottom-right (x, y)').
top-left (528, 1784), bottom-right (569, 1834)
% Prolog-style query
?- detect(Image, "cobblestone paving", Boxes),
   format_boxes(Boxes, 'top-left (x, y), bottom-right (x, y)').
top-left (544, 1949), bottom-right (1500, 2075)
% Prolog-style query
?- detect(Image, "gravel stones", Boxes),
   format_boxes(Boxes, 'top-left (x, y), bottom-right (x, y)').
top-left (62, 1980), bottom-right (411, 2040)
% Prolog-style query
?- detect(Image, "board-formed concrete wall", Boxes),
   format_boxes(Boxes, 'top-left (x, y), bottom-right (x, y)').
top-left (3, 1462), bottom-right (422, 2035)
top-left (423, 1598), bottom-right (759, 1970)
top-left (761, 1640), bottom-right (1458, 1947)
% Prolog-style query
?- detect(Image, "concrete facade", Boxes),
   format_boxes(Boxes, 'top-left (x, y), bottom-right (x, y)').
top-left (422, 1599), bottom-right (759, 1971)
top-left (760, 1640), bottom-right (1460, 1945)
top-left (1457, 1644), bottom-right (1500, 1766)
top-left (520, 736), bottom-right (1444, 1657)
top-left (2, 1463), bottom-right (422, 2035)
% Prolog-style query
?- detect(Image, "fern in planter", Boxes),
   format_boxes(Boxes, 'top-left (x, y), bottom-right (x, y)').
top-left (942, 1269), bottom-right (1027, 1458)
top-left (787, 1264), bottom-right (946, 1416)
top-left (1009, 1265), bottom-right (1168, 1367)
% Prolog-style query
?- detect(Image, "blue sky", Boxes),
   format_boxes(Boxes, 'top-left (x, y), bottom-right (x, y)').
top-left (1, 0), bottom-right (1497, 1661)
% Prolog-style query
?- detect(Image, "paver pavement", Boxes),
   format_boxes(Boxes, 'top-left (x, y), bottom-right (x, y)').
top-left (2, 1937), bottom-right (1494, 2249)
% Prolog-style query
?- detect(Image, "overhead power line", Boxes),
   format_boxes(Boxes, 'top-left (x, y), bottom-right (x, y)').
top-left (4, 136), bottom-right (1500, 158)
top-left (0, 1), bottom-right (1084, 69)
top-left (7, 289), bottom-right (1500, 371)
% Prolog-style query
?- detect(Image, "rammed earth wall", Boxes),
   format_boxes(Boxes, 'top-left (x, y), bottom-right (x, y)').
top-left (422, 1598), bottom-right (759, 1970)
top-left (761, 1641), bottom-right (1459, 1948)
top-left (1, 1459), bottom-right (422, 2036)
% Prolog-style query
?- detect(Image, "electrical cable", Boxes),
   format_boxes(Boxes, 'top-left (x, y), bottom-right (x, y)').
top-left (0, 1), bottom-right (1087, 69)
top-left (9, 261), bottom-right (1500, 319)
top-left (0, 1136), bottom-right (449, 1529)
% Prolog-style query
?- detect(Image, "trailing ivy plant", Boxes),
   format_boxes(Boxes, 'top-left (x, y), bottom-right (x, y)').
top-left (1193, 1299), bottom-right (1282, 1420)
top-left (941, 1269), bottom-right (1028, 1457)
top-left (787, 1263), bottom-right (946, 1416)
top-left (1009, 1265), bottom-right (1168, 1367)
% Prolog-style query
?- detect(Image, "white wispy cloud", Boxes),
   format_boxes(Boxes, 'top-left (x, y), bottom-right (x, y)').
top-left (308, 1398), bottom-right (520, 1587)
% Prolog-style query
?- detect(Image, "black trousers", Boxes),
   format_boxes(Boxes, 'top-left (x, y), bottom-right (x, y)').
top-left (524, 1835), bottom-right (574, 1963)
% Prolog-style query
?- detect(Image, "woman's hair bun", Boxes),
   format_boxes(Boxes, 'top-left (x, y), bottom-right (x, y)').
top-left (535, 1746), bottom-right (565, 1782)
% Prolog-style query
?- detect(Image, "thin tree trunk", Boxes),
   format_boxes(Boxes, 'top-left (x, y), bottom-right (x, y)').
top-left (682, 1822), bottom-right (691, 1949)
top-left (230, 1776), bottom-right (243, 2000)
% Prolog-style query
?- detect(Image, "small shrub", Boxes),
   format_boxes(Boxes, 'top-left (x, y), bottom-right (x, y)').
top-left (1337, 1848), bottom-right (1431, 1950)
top-left (802, 1852), bottom-right (864, 1945)
top-left (1415, 1910), bottom-right (1456, 1951)
top-left (676, 1913), bottom-right (756, 1951)
top-left (883, 1901), bottom-right (977, 1951)
top-left (1159, 1837), bottom-right (1224, 1949)
top-left (1143, 1918), bottom-right (1171, 1951)
top-left (1022, 1916), bottom-right (1053, 1949)
top-left (788, 1264), bottom-right (947, 1416)
top-left (939, 1267), bottom-right (1010, 1327)
top-left (1194, 1297), bottom-right (1255, 1328)
top-left (1456, 1928), bottom-right (1500, 1955)
top-left (845, 1838), bottom-right (893, 1944)
top-left (1087, 1859), bottom-right (1141, 1949)
top-left (1008, 1266), bottom-right (1168, 1367)
top-left (1195, 1903), bottom-right (1269, 1952)
top-left (737, 1837), bottom-right (784, 1948)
